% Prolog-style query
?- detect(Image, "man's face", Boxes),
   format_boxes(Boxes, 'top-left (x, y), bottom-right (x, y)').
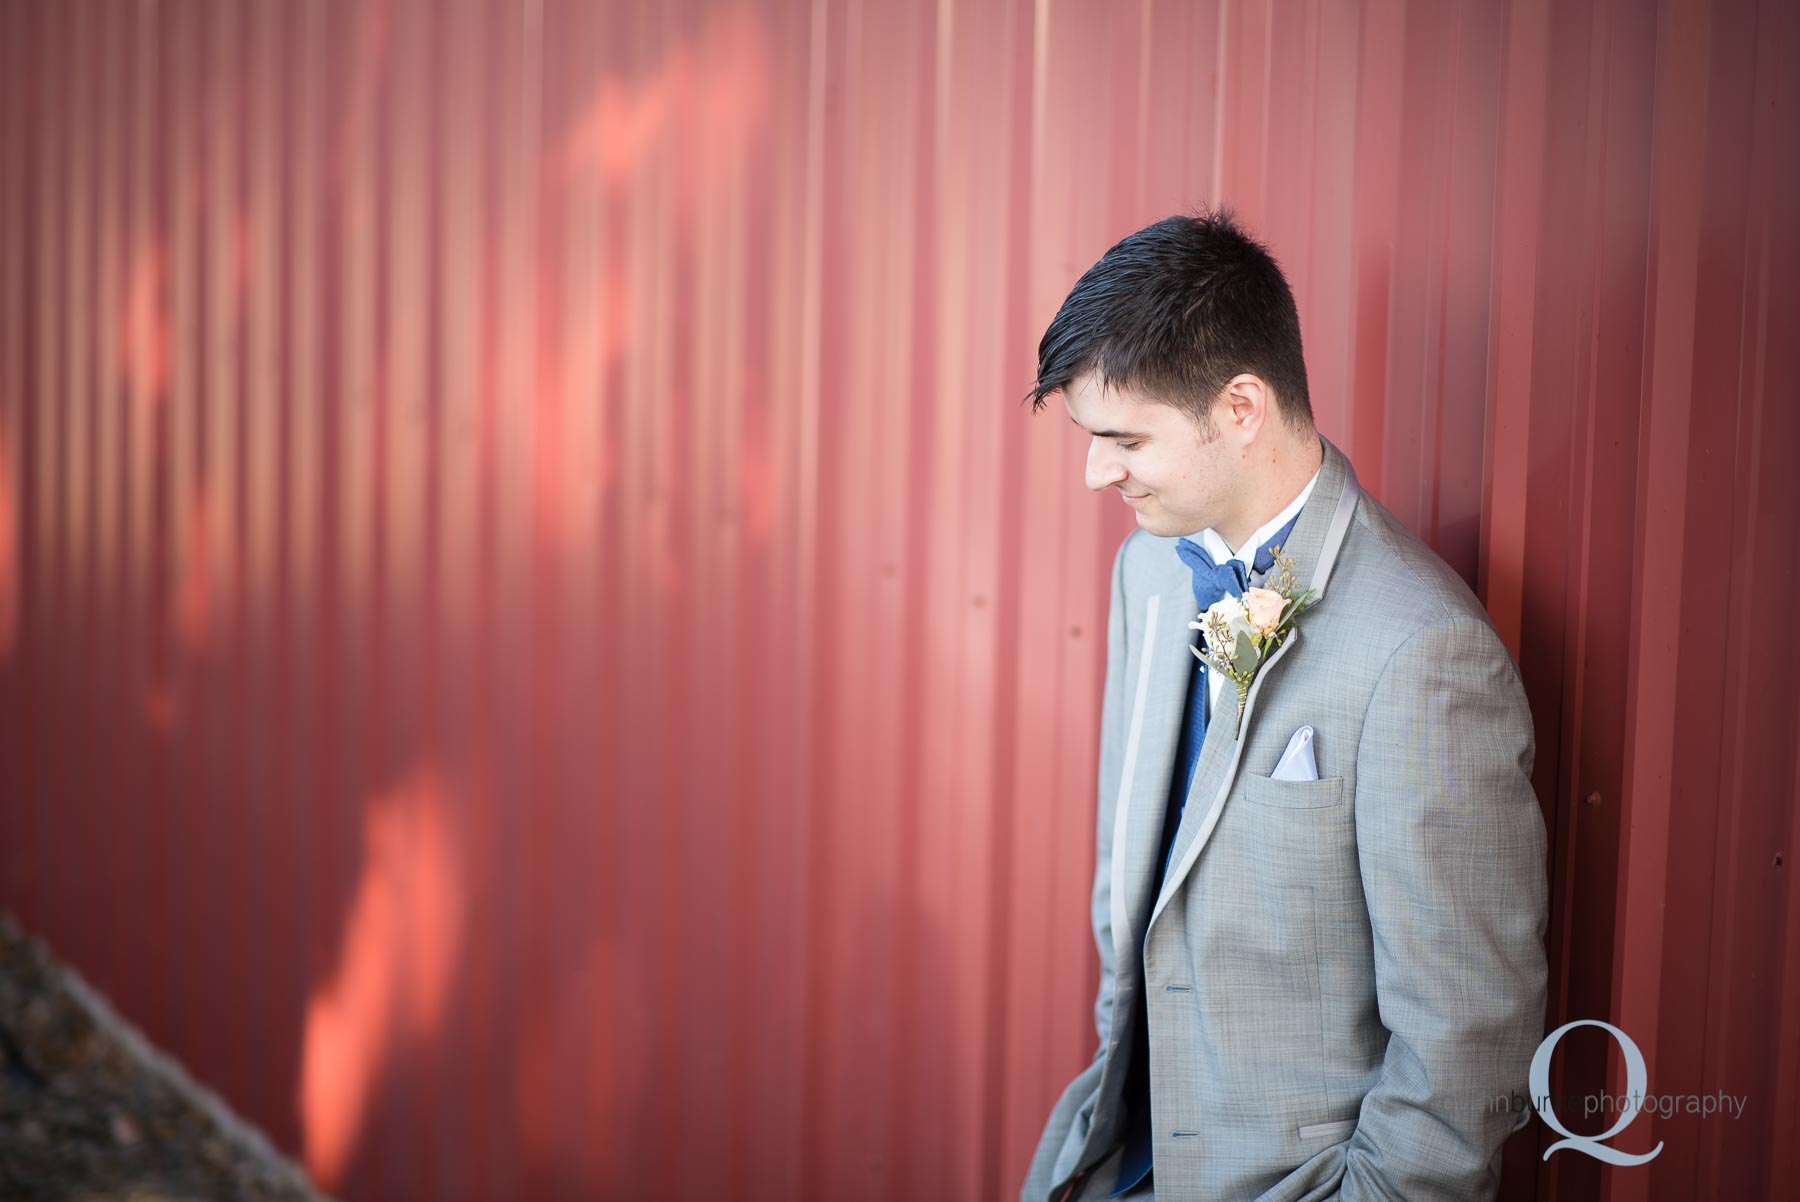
top-left (1062, 371), bottom-right (1241, 539)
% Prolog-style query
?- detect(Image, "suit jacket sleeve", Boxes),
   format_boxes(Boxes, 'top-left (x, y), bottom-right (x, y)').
top-left (1341, 614), bottom-right (1549, 1200)
top-left (1087, 531), bottom-right (1134, 1051)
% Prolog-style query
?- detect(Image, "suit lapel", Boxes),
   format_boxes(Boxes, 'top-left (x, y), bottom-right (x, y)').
top-left (1109, 548), bottom-right (1203, 963)
top-left (1148, 436), bottom-right (1362, 929)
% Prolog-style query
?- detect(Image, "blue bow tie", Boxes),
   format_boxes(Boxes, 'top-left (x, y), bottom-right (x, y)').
top-left (1175, 542), bottom-right (1249, 613)
top-left (1174, 521), bottom-right (1293, 614)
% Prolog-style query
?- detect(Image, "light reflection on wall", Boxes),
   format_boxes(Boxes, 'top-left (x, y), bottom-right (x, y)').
top-left (299, 763), bottom-right (466, 1189)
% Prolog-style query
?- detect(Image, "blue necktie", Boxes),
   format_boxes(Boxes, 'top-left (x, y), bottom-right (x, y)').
top-left (1111, 513), bottom-right (1300, 1199)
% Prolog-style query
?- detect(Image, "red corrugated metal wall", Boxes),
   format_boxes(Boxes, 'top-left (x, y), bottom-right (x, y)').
top-left (0, 2), bottom-right (1794, 1200)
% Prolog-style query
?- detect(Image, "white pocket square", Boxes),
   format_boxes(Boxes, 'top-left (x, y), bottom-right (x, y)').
top-left (1271, 725), bottom-right (1318, 782)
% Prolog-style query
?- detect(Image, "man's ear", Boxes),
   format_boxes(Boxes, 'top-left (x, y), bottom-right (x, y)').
top-left (1218, 374), bottom-right (1270, 441)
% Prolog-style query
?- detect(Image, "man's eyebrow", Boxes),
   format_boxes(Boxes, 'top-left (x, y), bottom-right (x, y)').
top-left (1067, 414), bottom-right (1151, 439)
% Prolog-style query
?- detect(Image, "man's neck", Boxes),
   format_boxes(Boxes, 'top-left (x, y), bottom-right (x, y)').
top-left (1219, 433), bottom-right (1323, 553)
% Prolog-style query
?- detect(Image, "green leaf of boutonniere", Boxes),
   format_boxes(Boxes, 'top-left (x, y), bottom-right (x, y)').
top-left (1233, 631), bottom-right (1258, 673)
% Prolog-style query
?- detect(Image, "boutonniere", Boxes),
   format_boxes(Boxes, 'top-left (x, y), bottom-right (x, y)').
top-left (1187, 546), bottom-right (1316, 738)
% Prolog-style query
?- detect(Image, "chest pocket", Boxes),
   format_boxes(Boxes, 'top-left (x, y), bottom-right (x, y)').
top-left (1241, 771), bottom-right (1345, 810)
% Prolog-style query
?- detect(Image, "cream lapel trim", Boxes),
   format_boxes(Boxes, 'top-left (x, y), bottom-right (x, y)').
top-left (1147, 453), bottom-right (1363, 930)
top-left (1109, 592), bottom-right (1162, 971)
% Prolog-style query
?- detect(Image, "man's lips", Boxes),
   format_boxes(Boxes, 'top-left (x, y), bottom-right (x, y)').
top-left (1121, 491), bottom-right (1150, 507)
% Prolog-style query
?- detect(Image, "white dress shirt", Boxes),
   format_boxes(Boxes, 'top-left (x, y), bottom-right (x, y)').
top-left (1180, 467), bottom-right (1321, 718)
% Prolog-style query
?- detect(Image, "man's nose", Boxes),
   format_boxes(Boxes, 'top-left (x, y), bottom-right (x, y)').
top-left (1086, 439), bottom-right (1127, 492)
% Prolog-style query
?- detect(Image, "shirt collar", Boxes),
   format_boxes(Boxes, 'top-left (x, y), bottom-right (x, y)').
top-left (1183, 466), bottom-right (1321, 567)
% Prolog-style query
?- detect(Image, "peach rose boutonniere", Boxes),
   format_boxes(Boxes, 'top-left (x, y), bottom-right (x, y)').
top-left (1187, 545), bottom-right (1317, 738)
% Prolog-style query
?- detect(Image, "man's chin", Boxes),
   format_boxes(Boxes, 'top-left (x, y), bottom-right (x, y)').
top-left (1138, 513), bottom-right (1204, 539)
top-left (1135, 513), bottom-right (1177, 537)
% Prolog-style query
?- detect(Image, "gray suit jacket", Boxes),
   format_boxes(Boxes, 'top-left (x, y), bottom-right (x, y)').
top-left (1023, 437), bottom-right (1549, 1202)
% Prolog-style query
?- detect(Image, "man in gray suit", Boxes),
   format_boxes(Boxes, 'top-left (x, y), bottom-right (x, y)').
top-left (1021, 211), bottom-right (1549, 1201)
